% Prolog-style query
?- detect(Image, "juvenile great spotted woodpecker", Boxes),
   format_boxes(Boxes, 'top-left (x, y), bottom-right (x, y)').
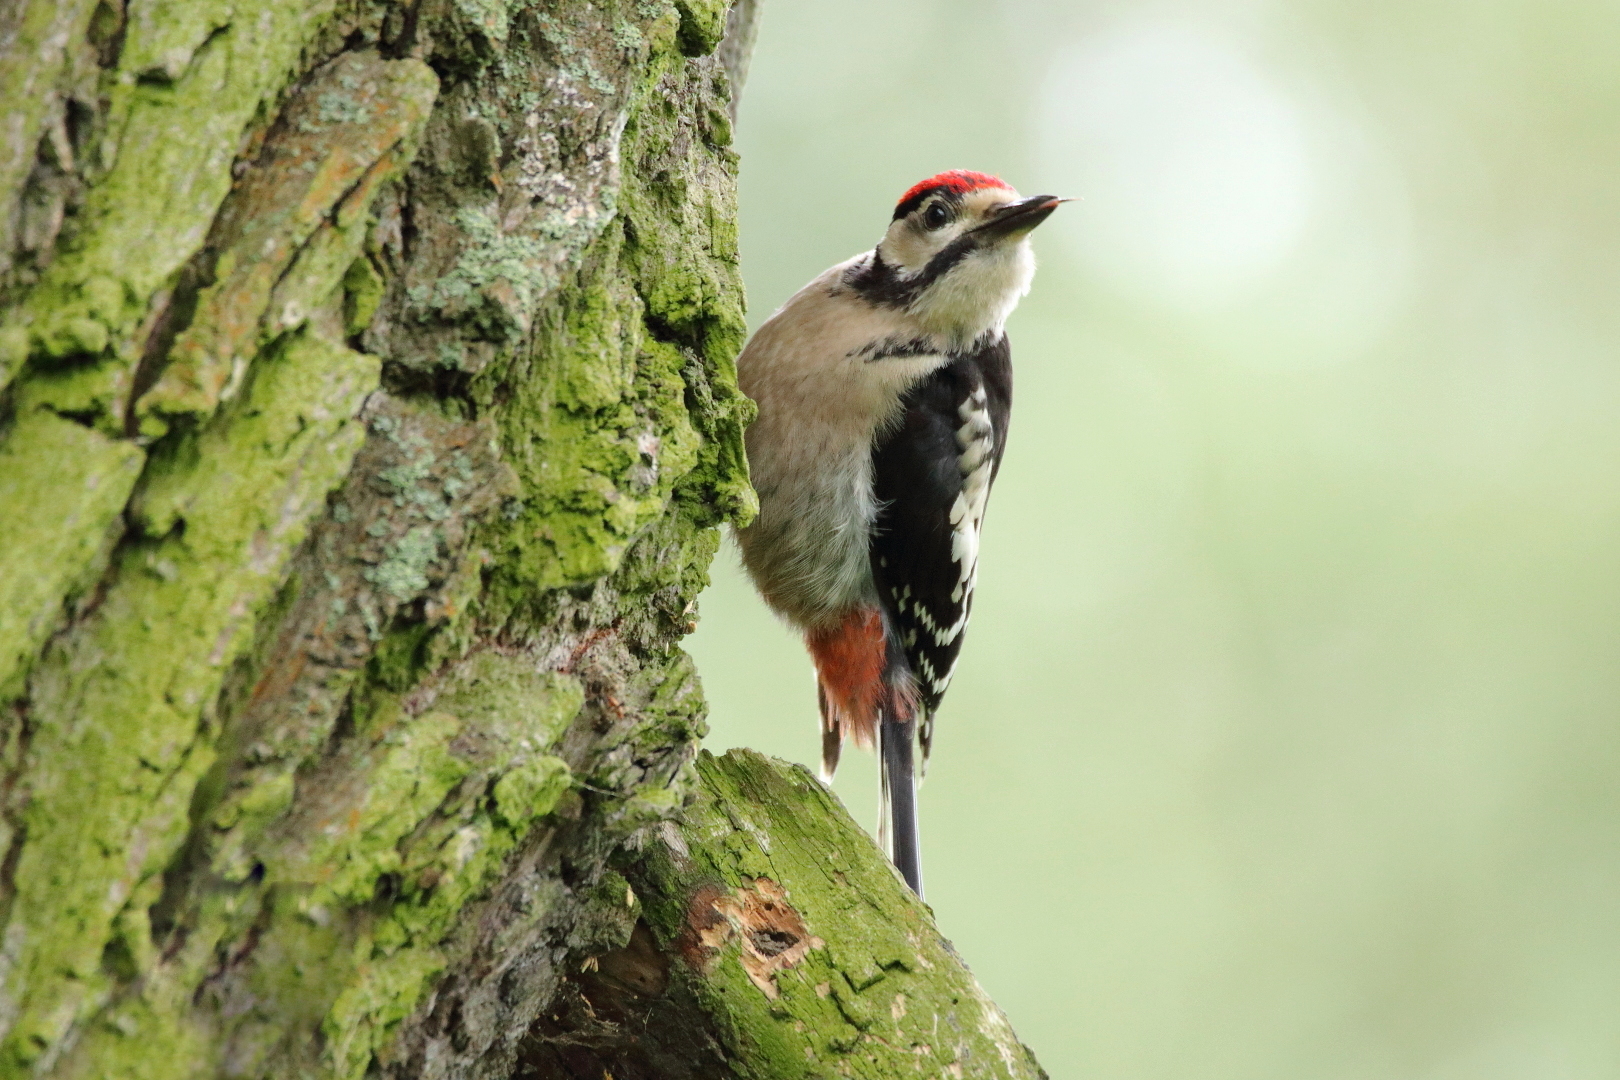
top-left (735, 171), bottom-right (1060, 895)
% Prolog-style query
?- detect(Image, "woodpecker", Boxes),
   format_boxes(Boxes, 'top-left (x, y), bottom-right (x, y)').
top-left (734, 170), bottom-right (1060, 895)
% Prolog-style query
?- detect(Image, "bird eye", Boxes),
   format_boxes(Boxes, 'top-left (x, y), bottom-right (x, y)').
top-left (922, 203), bottom-right (951, 230)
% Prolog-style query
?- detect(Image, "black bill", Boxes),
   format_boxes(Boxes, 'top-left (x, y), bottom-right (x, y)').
top-left (971, 195), bottom-right (1065, 242)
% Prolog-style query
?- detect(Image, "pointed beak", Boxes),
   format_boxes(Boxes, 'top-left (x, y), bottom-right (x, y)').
top-left (972, 195), bottom-right (1068, 242)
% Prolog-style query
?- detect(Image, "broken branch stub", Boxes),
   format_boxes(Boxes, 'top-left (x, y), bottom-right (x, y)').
top-left (523, 749), bottom-right (1050, 1080)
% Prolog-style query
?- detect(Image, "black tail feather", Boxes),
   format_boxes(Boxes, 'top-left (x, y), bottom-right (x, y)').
top-left (880, 714), bottom-right (923, 897)
top-left (817, 683), bottom-right (842, 782)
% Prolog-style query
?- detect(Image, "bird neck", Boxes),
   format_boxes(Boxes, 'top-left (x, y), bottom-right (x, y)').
top-left (855, 239), bottom-right (1034, 349)
top-left (906, 237), bottom-right (1034, 346)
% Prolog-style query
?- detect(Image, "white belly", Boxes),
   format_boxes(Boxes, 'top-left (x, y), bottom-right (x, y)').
top-left (740, 439), bottom-right (878, 626)
top-left (733, 255), bottom-right (951, 629)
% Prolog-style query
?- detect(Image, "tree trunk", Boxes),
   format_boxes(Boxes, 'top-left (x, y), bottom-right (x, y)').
top-left (0, 0), bottom-right (1046, 1076)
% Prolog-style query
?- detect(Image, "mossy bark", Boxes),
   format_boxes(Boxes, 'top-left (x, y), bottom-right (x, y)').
top-left (0, 0), bottom-right (1047, 1076)
top-left (526, 749), bottom-right (1049, 1080)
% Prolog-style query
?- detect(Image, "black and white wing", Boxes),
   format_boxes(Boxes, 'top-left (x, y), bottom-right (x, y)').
top-left (869, 334), bottom-right (1012, 762)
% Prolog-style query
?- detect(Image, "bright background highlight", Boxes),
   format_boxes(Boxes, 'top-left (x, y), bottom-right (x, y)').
top-left (688, 1), bottom-right (1620, 1076)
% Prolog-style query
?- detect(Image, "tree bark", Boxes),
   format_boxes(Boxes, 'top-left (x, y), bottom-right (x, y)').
top-left (0, 0), bottom-right (1047, 1076)
top-left (528, 748), bottom-right (1049, 1080)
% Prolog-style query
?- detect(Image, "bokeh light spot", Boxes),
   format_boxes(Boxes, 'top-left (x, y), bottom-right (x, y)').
top-left (1038, 19), bottom-right (1315, 309)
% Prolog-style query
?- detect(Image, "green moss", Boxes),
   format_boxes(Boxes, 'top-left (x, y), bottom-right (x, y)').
top-left (629, 751), bottom-right (1050, 1079)
top-left (0, 0), bottom-right (100, 271)
top-left (138, 651), bottom-right (591, 1076)
top-left (258, 203), bottom-right (380, 350)
top-left (323, 945), bottom-right (450, 1080)
top-left (366, 620), bottom-right (439, 692)
top-left (0, 330), bottom-right (379, 1069)
top-left (54, 992), bottom-right (214, 1080)
top-left (673, 0), bottom-right (729, 56)
top-left (433, 651), bottom-right (587, 746)
top-left (288, 659), bottom-right (589, 1071)
top-left (138, 53), bottom-right (438, 424)
top-left (13, 0), bottom-right (346, 380)
top-left (308, 710), bottom-right (474, 905)
top-left (343, 255), bottom-right (387, 335)
top-left (3, 0), bottom-right (761, 1072)
top-left (0, 324), bottom-right (27, 386)
top-left (0, 409), bottom-right (144, 697)
top-left (479, 226), bottom-right (708, 599)
top-left (476, 44), bottom-right (756, 604)
top-left (491, 755), bottom-right (572, 825)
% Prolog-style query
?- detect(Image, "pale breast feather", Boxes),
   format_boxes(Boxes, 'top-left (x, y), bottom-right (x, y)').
top-left (868, 333), bottom-right (1012, 758)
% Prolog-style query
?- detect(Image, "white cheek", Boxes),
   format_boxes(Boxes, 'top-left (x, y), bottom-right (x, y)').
top-left (881, 222), bottom-right (972, 276)
top-left (911, 239), bottom-right (1036, 340)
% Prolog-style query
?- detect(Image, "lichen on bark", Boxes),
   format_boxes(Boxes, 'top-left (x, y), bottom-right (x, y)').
top-left (0, 0), bottom-right (751, 1072)
top-left (0, 0), bottom-right (1048, 1075)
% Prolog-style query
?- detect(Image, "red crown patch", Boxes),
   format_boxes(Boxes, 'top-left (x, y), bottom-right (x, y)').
top-left (897, 170), bottom-right (1005, 207)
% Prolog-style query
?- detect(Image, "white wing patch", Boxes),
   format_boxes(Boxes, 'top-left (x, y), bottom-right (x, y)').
top-left (902, 385), bottom-right (995, 696)
top-left (881, 381), bottom-right (998, 703)
top-left (949, 385), bottom-right (995, 607)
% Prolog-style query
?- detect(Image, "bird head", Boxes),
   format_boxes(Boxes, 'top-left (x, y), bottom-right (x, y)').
top-left (863, 170), bottom-right (1063, 343)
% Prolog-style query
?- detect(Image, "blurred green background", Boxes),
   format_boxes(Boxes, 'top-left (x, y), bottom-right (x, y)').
top-left (686, 0), bottom-right (1620, 1075)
